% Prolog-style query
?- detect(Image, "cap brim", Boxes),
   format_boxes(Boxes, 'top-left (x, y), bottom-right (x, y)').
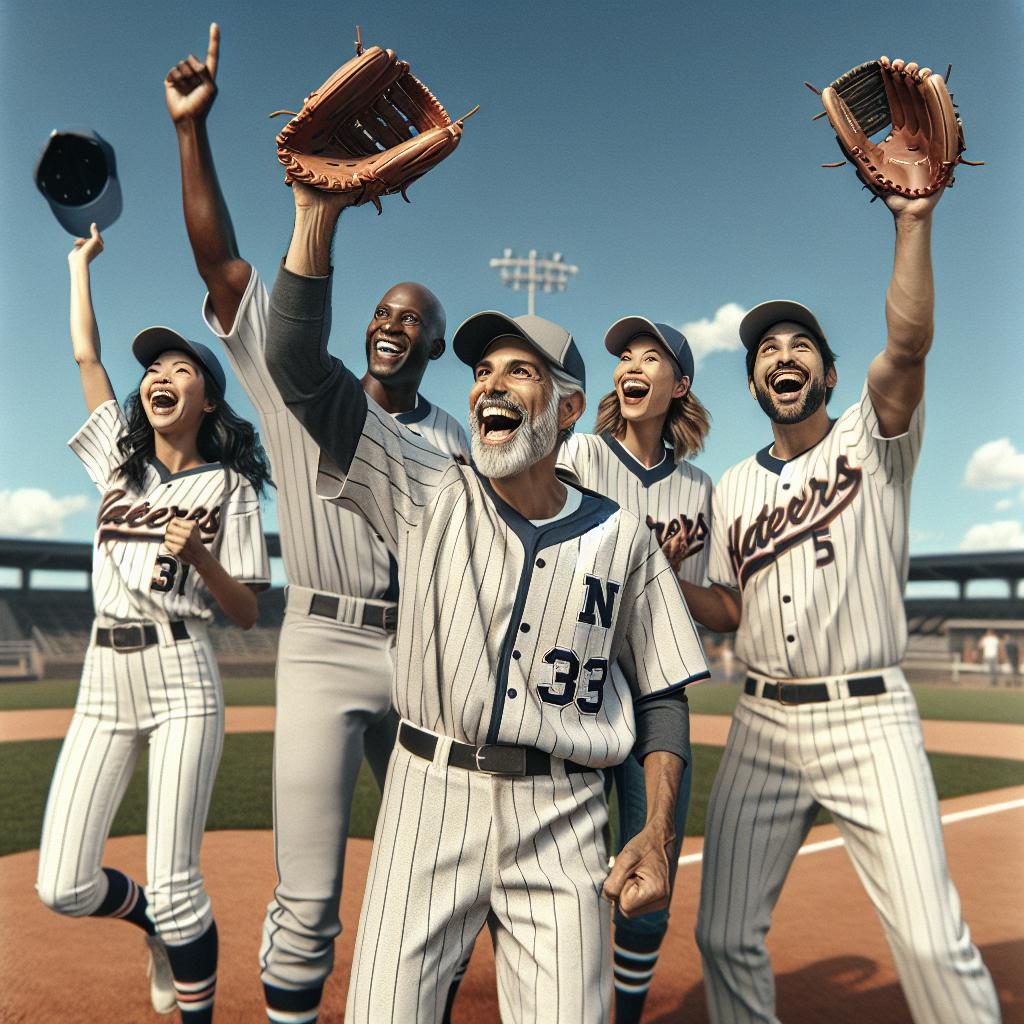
top-left (452, 311), bottom-right (533, 368)
top-left (50, 179), bottom-right (122, 237)
top-left (131, 327), bottom-right (227, 395)
top-left (739, 300), bottom-right (827, 352)
top-left (604, 316), bottom-right (664, 357)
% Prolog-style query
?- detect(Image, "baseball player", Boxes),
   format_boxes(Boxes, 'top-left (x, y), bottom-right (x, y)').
top-left (557, 317), bottom-right (712, 1023)
top-left (262, 182), bottom-right (709, 1024)
top-left (36, 225), bottom-right (271, 1024)
top-left (684, 184), bottom-right (1001, 1021)
top-left (165, 25), bottom-right (468, 1024)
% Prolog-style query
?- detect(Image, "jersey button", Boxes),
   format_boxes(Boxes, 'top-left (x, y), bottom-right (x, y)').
top-left (536, 558), bottom-right (546, 568)
top-left (519, 623), bottom-right (530, 633)
top-left (782, 483), bottom-right (790, 490)
top-left (512, 650), bottom-right (521, 660)
top-left (783, 595), bottom-right (792, 603)
top-left (507, 688), bottom-right (517, 699)
top-left (786, 634), bottom-right (795, 642)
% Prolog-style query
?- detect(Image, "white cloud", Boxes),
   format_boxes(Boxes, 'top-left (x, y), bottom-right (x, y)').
top-left (0, 489), bottom-right (90, 539)
top-left (963, 438), bottom-right (1024, 490)
top-left (995, 498), bottom-right (1014, 512)
top-left (678, 303), bottom-right (746, 364)
top-left (959, 520), bottom-right (1024, 552)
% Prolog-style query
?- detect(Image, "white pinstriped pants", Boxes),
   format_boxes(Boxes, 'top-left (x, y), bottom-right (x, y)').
top-left (695, 668), bottom-right (1001, 1023)
top-left (345, 730), bottom-right (613, 1024)
top-left (36, 626), bottom-right (223, 945)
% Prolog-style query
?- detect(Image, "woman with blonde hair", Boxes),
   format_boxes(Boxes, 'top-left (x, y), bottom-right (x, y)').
top-left (558, 316), bottom-right (712, 1024)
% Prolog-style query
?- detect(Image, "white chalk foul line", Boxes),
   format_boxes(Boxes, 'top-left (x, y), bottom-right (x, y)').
top-left (677, 796), bottom-right (1024, 867)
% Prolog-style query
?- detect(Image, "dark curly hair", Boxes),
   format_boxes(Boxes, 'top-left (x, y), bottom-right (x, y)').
top-left (116, 368), bottom-right (272, 497)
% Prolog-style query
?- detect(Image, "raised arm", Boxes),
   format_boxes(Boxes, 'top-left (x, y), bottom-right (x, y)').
top-left (166, 23), bottom-right (251, 330)
top-left (866, 189), bottom-right (944, 437)
top-left (68, 224), bottom-right (116, 413)
top-left (264, 184), bottom-right (365, 471)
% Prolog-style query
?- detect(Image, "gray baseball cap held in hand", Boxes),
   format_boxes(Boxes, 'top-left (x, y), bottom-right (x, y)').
top-left (35, 130), bottom-right (122, 237)
top-left (453, 311), bottom-right (586, 391)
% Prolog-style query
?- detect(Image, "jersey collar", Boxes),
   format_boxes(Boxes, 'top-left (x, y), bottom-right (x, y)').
top-left (394, 395), bottom-right (432, 426)
top-left (600, 432), bottom-right (676, 487)
top-left (475, 468), bottom-right (619, 550)
top-left (755, 419), bottom-right (838, 476)
top-left (149, 458), bottom-right (224, 483)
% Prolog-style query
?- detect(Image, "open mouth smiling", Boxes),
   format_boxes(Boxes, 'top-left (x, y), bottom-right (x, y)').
top-left (149, 388), bottom-right (179, 414)
top-left (373, 335), bottom-right (407, 359)
top-left (769, 368), bottom-right (807, 396)
top-left (620, 378), bottom-right (651, 402)
top-left (479, 401), bottom-right (524, 443)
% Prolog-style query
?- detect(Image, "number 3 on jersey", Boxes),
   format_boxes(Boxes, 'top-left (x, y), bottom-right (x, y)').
top-left (538, 647), bottom-right (608, 714)
top-left (152, 555), bottom-right (190, 595)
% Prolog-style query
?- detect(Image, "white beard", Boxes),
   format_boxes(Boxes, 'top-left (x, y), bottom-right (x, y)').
top-left (470, 389), bottom-right (560, 479)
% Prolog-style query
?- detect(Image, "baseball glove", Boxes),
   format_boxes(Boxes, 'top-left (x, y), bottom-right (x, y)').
top-left (817, 56), bottom-right (972, 198)
top-left (272, 37), bottom-right (477, 213)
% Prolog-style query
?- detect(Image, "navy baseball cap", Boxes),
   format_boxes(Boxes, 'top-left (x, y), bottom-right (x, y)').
top-left (739, 300), bottom-right (828, 352)
top-left (604, 316), bottom-right (695, 382)
top-left (453, 311), bottom-right (586, 391)
top-left (132, 327), bottom-right (228, 396)
top-left (34, 130), bottom-right (122, 237)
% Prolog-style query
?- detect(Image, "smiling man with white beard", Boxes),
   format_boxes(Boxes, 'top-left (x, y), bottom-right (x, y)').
top-left (263, 184), bottom-right (709, 1024)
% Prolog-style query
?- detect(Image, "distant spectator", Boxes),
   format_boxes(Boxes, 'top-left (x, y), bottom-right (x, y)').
top-left (720, 637), bottom-right (736, 683)
top-left (1004, 634), bottom-right (1020, 687)
top-left (980, 628), bottom-right (1001, 687)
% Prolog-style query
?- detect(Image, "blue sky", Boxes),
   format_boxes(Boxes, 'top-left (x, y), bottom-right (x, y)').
top-left (2, 0), bottom-right (1021, 586)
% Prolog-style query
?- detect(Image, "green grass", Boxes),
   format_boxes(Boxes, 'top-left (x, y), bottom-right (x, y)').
top-left (6, 676), bottom-right (1024, 723)
top-left (0, 676), bottom-right (276, 710)
top-left (4, 736), bottom-right (1022, 858)
top-left (686, 681), bottom-right (1024, 725)
top-left (0, 733), bottom-right (383, 858)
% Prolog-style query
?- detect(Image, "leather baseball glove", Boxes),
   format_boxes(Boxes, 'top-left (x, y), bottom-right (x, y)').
top-left (818, 56), bottom-right (973, 198)
top-left (273, 37), bottom-right (477, 213)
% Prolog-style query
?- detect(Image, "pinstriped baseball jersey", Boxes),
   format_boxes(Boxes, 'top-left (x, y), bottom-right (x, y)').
top-left (558, 432), bottom-right (713, 586)
top-left (70, 399), bottom-right (270, 622)
top-left (315, 400), bottom-right (710, 769)
top-left (708, 383), bottom-right (923, 678)
top-left (202, 268), bottom-right (469, 598)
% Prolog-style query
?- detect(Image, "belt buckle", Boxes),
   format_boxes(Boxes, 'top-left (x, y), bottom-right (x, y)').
top-left (776, 682), bottom-right (801, 706)
top-left (111, 624), bottom-right (146, 652)
top-left (383, 606), bottom-right (398, 632)
top-left (474, 745), bottom-right (526, 777)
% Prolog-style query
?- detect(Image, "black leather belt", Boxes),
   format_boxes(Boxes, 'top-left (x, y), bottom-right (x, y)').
top-left (96, 620), bottom-right (190, 653)
top-left (745, 674), bottom-right (886, 705)
top-left (308, 592), bottom-right (398, 633)
top-left (399, 722), bottom-right (591, 777)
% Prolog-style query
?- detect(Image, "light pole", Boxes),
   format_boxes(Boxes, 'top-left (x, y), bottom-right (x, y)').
top-left (488, 248), bottom-right (579, 316)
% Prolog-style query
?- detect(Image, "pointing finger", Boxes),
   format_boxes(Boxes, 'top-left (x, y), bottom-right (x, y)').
top-left (206, 22), bottom-right (220, 79)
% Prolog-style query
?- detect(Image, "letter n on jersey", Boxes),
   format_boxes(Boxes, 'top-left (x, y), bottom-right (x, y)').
top-left (577, 575), bottom-right (621, 628)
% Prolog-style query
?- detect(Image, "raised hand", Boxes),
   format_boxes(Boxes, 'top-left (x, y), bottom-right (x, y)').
top-left (165, 22), bottom-right (220, 124)
top-left (68, 223), bottom-right (104, 268)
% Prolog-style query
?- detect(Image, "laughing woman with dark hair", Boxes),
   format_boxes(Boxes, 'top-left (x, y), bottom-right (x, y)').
top-left (557, 316), bottom-right (712, 1024)
top-left (35, 224), bottom-right (270, 1024)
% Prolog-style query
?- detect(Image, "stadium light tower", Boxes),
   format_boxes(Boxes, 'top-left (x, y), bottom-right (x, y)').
top-left (488, 248), bottom-right (579, 316)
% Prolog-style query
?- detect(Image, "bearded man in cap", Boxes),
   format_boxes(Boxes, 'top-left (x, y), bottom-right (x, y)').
top-left (264, 185), bottom-right (709, 1024)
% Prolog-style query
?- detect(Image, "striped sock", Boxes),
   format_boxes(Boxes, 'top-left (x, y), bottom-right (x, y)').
top-left (613, 937), bottom-right (662, 1024)
top-left (92, 869), bottom-right (154, 934)
top-left (165, 921), bottom-right (218, 1023)
top-left (264, 981), bottom-right (323, 1024)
